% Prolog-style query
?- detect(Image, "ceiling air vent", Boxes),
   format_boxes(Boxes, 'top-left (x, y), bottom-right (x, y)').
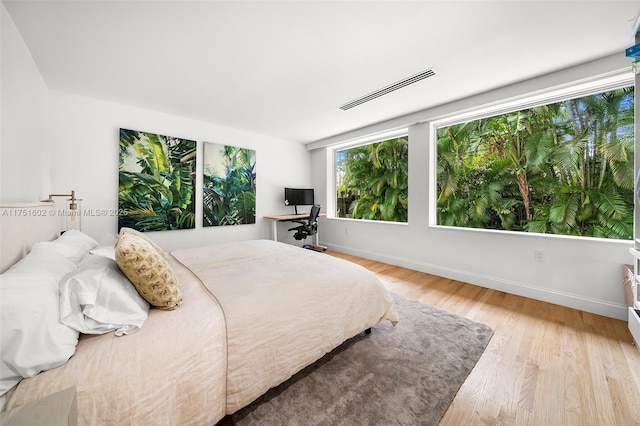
top-left (339, 68), bottom-right (436, 111)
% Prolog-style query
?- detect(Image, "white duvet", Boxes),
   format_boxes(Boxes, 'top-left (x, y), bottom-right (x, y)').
top-left (59, 256), bottom-right (149, 336)
top-left (6, 255), bottom-right (227, 425)
top-left (171, 239), bottom-right (398, 413)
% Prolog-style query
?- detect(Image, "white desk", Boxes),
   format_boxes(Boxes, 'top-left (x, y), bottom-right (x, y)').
top-left (263, 213), bottom-right (325, 245)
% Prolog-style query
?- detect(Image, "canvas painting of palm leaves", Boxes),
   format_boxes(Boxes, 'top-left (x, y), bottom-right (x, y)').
top-left (119, 128), bottom-right (197, 232)
top-left (203, 142), bottom-right (256, 226)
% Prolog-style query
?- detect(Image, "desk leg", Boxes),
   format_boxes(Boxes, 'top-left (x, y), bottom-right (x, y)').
top-left (271, 221), bottom-right (278, 242)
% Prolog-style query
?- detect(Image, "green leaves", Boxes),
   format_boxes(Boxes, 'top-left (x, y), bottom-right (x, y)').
top-left (436, 86), bottom-right (634, 240)
top-left (118, 129), bottom-right (196, 231)
top-left (337, 136), bottom-right (408, 222)
top-left (202, 144), bottom-right (256, 227)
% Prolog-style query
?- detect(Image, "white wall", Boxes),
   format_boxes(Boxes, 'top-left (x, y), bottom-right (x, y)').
top-left (3, 4), bottom-right (632, 318)
top-left (47, 90), bottom-right (311, 250)
top-left (1, 0), bottom-right (315, 253)
top-left (311, 54), bottom-right (633, 320)
top-left (1, 3), bottom-right (50, 202)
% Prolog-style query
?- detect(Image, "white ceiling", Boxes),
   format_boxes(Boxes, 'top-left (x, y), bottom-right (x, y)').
top-left (4, 1), bottom-right (639, 144)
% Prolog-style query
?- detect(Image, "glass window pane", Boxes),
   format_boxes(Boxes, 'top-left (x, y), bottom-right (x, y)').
top-left (436, 86), bottom-right (634, 240)
top-left (336, 136), bottom-right (409, 222)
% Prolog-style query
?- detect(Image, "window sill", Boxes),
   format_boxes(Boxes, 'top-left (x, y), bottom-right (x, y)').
top-left (430, 224), bottom-right (633, 244)
top-left (327, 217), bottom-right (408, 226)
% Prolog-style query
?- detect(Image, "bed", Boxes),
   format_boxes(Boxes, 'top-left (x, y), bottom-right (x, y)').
top-left (0, 203), bottom-right (398, 424)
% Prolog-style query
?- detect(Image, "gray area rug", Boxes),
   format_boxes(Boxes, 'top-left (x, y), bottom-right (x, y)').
top-left (232, 294), bottom-right (494, 426)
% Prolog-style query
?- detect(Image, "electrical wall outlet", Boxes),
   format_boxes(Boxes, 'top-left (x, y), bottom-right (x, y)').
top-left (534, 249), bottom-right (544, 262)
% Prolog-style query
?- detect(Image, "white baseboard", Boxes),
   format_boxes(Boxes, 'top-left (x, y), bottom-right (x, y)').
top-left (325, 242), bottom-right (628, 321)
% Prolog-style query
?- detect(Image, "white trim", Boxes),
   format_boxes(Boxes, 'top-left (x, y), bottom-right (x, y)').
top-left (632, 14), bottom-right (640, 40)
top-left (328, 145), bottom-right (337, 219)
top-left (327, 216), bottom-right (409, 226)
top-left (430, 69), bottom-right (633, 128)
top-left (331, 127), bottom-right (408, 151)
top-left (324, 147), bottom-right (336, 221)
top-left (324, 242), bottom-right (628, 320)
top-left (329, 129), bottom-right (409, 220)
top-left (430, 224), bottom-right (634, 246)
top-left (429, 71), bottom-right (635, 234)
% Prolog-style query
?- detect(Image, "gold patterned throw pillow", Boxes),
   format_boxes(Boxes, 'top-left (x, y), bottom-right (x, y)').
top-left (118, 227), bottom-right (168, 259)
top-left (115, 232), bottom-right (182, 310)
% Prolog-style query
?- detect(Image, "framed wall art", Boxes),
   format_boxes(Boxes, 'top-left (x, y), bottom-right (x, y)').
top-left (203, 142), bottom-right (256, 226)
top-left (118, 128), bottom-right (197, 231)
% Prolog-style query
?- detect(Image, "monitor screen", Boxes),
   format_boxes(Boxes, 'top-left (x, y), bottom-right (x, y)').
top-left (284, 188), bottom-right (314, 207)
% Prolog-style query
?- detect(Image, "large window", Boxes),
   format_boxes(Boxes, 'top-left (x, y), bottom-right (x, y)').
top-left (435, 84), bottom-right (634, 239)
top-left (335, 135), bottom-right (408, 222)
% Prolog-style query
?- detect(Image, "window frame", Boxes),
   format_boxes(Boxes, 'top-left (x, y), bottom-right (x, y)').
top-left (329, 128), bottom-right (409, 223)
top-left (428, 71), bottom-right (635, 240)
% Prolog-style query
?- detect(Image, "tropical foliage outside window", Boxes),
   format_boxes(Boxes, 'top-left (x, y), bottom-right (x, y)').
top-left (119, 128), bottom-right (196, 231)
top-left (336, 136), bottom-right (408, 222)
top-left (436, 85), bottom-right (634, 239)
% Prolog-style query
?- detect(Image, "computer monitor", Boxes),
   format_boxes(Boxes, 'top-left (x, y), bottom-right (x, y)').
top-left (284, 188), bottom-right (314, 214)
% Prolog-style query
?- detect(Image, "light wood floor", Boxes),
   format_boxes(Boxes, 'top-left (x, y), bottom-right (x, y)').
top-left (327, 251), bottom-right (640, 426)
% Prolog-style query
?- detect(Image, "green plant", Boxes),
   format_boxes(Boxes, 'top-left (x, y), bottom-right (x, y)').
top-left (436, 86), bottom-right (634, 239)
top-left (337, 136), bottom-right (408, 222)
top-left (203, 144), bottom-right (256, 226)
top-left (118, 129), bottom-right (196, 231)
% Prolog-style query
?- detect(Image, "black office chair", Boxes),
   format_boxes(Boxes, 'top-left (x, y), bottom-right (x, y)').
top-left (288, 204), bottom-right (322, 250)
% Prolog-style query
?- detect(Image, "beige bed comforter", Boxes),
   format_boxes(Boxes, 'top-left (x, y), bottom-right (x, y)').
top-left (6, 240), bottom-right (397, 423)
top-left (171, 239), bottom-right (398, 414)
top-left (4, 257), bottom-right (227, 425)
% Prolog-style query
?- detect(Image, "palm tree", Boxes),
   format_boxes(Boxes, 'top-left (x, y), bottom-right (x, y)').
top-left (556, 87), bottom-right (634, 238)
top-left (338, 136), bottom-right (408, 222)
top-left (435, 86), bottom-right (634, 239)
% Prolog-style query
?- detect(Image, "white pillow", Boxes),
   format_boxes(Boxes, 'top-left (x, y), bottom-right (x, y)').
top-left (0, 249), bottom-right (79, 396)
top-left (51, 230), bottom-right (98, 264)
top-left (56, 229), bottom-right (98, 252)
top-left (31, 241), bottom-right (88, 266)
top-left (86, 234), bottom-right (117, 262)
top-left (28, 230), bottom-right (98, 265)
top-left (60, 256), bottom-right (149, 336)
top-left (8, 244), bottom-right (78, 279)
